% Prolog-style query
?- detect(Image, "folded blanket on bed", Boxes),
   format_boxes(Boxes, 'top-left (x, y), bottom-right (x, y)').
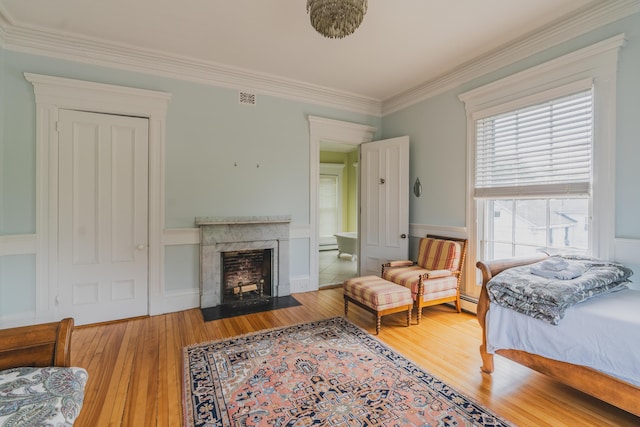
top-left (530, 258), bottom-right (586, 280)
top-left (487, 255), bottom-right (633, 325)
top-left (541, 256), bottom-right (569, 271)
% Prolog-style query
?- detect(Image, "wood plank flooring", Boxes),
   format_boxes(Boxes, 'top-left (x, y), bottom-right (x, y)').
top-left (71, 288), bottom-right (639, 426)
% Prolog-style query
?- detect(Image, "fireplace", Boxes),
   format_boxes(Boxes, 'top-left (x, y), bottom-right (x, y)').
top-left (221, 248), bottom-right (272, 305)
top-left (196, 216), bottom-right (291, 309)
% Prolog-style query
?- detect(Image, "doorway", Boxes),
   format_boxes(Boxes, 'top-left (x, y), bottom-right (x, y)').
top-left (319, 144), bottom-right (358, 287)
top-left (307, 115), bottom-right (377, 291)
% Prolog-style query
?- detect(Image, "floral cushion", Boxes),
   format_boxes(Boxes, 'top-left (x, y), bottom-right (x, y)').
top-left (0, 366), bottom-right (88, 427)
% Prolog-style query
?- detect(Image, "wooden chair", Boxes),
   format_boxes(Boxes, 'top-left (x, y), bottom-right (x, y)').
top-left (382, 235), bottom-right (467, 323)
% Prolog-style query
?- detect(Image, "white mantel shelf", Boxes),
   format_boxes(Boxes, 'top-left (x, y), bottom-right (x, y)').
top-left (195, 215), bottom-right (292, 226)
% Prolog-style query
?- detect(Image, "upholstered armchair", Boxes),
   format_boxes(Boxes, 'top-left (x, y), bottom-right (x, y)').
top-left (381, 235), bottom-right (467, 324)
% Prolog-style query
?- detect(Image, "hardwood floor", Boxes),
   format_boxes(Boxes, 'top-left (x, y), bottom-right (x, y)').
top-left (71, 288), bottom-right (639, 426)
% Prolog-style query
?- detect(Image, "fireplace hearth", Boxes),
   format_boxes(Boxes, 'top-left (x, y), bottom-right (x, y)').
top-left (196, 216), bottom-right (291, 310)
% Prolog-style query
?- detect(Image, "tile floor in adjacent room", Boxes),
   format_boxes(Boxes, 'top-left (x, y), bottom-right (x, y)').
top-left (319, 249), bottom-right (358, 287)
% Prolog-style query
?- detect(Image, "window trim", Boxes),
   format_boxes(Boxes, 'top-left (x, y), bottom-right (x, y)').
top-left (459, 34), bottom-right (624, 293)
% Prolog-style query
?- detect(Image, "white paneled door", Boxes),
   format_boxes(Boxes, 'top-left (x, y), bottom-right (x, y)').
top-left (359, 136), bottom-right (410, 276)
top-left (57, 109), bottom-right (149, 325)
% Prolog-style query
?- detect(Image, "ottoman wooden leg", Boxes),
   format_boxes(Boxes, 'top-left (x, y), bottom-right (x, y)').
top-left (344, 297), bottom-right (349, 316)
top-left (407, 305), bottom-right (412, 326)
top-left (376, 314), bottom-right (381, 335)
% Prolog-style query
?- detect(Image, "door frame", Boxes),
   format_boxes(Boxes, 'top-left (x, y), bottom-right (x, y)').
top-left (307, 115), bottom-right (377, 291)
top-left (25, 73), bottom-right (171, 321)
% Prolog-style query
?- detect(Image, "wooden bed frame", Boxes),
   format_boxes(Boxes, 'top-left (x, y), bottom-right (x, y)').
top-left (476, 255), bottom-right (640, 417)
top-left (0, 318), bottom-right (74, 370)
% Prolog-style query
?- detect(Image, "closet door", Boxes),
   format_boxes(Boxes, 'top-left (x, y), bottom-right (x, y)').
top-left (57, 109), bottom-right (149, 325)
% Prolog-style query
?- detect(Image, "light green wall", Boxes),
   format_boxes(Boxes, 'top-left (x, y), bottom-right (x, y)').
top-left (2, 10), bottom-right (639, 317)
top-left (319, 151), bottom-right (357, 232)
top-left (382, 11), bottom-right (640, 240)
top-left (0, 47), bottom-right (4, 235)
top-left (0, 255), bottom-right (35, 316)
top-left (0, 49), bottom-right (380, 308)
top-left (0, 50), bottom-right (380, 233)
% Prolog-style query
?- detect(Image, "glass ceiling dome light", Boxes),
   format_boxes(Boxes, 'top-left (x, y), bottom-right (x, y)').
top-left (306, 0), bottom-right (368, 39)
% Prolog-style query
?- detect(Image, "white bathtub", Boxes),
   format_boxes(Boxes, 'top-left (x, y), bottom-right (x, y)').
top-left (334, 232), bottom-right (358, 261)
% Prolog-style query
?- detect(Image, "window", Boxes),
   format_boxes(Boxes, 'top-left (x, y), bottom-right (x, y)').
top-left (318, 163), bottom-right (345, 247)
top-left (319, 174), bottom-right (339, 245)
top-left (459, 35), bottom-right (623, 298)
top-left (476, 89), bottom-right (593, 259)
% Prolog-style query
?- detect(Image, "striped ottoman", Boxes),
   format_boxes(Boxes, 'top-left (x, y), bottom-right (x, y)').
top-left (343, 275), bottom-right (413, 334)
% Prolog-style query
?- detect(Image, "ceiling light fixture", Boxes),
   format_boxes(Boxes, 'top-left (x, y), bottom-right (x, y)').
top-left (306, 0), bottom-right (368, 39)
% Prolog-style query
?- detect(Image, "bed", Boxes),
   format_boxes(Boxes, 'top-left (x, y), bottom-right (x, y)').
top-left (334, 232), bottom-right (357, 260)
top-left (476, 254), bottom-right (640, 417)
top-left (0, 318), bottom-right (88, 425)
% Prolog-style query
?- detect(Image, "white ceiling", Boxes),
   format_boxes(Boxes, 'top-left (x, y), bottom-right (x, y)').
top-left (0, 0), bottom-right (603, 102)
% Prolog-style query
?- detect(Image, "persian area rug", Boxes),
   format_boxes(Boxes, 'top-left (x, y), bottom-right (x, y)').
top-left (183, 317), bottom-right (513, 427)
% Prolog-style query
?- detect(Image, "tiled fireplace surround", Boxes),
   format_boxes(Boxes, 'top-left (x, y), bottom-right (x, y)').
top-left (196, 216), bottom-right (291, 309)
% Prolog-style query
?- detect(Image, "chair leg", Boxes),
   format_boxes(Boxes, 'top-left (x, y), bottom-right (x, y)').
top-left (416, 304), bottom-right (422, 324)
top-left (455, 294), bottom-right (461, 312)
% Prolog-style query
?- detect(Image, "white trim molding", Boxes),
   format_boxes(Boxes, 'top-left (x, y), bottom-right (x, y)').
top-left (0, 12), bottom-right (380, 116)
top-left (459, 34), bottom-right (624, 297)
top-left (308, 116), bottom-right (377, 292)
top-left (383, 1), bottom-right (639, 115)
top-left (24, 73), bottom-right (172, 322)
top-left (0, 234), bottom-right (36, 256)
top-left (161, 225), bottom-right (310, 247)
top-left (1, 2), bottom-right (638, 117)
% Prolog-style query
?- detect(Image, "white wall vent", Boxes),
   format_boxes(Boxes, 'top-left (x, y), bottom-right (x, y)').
top-left (239, 91), bottom-right (256, 106)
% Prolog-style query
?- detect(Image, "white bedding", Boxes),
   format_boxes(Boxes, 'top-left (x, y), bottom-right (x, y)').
top-left (486, 288), bottom-right (640, 386)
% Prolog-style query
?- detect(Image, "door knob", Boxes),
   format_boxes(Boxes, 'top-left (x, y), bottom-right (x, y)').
top-left (400, 234), bottom-right (407, 239)
top-left (379, 178), bottom-right (385, 184)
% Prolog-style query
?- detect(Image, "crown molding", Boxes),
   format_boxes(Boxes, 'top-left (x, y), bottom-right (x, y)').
top-left (1, 2), bottom-right (638, 118)
top-left (0, 13), bottom-right (382, 116)
top-left (382, 0), bottom-right (640, 116)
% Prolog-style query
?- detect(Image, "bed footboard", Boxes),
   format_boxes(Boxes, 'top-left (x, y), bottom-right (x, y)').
top-left (476, 254), bottom-right (640, 417)
top-left (476, 254), bottom-right (548, 373)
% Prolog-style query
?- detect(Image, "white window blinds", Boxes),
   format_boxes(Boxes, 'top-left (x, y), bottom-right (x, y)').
top-left (475, 88), bottom-right (593, 198)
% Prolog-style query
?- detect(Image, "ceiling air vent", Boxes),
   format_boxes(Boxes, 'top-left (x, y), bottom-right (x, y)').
top-left (239, 91), bottom-right (256, 106)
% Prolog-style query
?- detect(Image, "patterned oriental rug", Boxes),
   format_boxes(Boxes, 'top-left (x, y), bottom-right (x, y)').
top-left (183, 317), bottom-right (513, 427)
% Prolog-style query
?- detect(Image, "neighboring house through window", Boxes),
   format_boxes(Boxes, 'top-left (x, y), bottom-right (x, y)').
top-left (459, 35), bottom-right (624, 300)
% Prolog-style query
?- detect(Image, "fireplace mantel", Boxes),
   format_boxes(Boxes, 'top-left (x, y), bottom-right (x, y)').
top-left (195, 215), bottom-right (292, 226)
top-left (196, 215), bottom-right (291, 309)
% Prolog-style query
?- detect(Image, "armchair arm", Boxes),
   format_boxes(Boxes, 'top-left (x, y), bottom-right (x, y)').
top-left (381, 260), bottom-right (415, 276)
top-left (386, 260), bottom-right (414, 268)
top-left (423, 269), bottom-right (452, 279)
